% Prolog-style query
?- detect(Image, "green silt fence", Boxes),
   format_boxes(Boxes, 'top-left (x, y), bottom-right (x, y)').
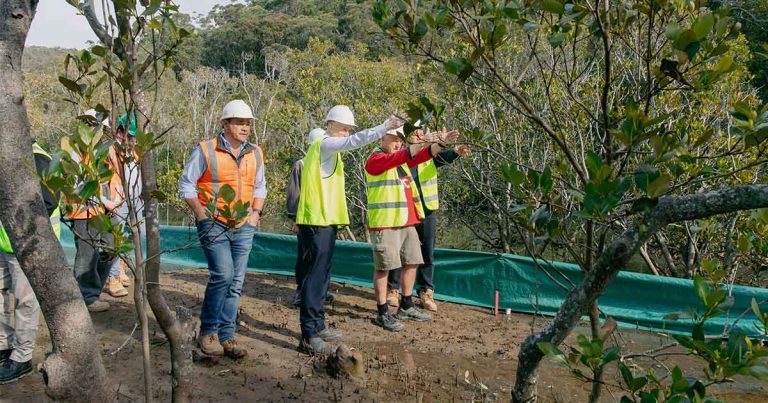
top-left (60, 225), bottom-right (768, 337)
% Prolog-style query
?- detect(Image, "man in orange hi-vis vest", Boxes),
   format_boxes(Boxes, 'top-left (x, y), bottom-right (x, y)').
top-left (179, 100), bottom-right (266, 360)
top-left (66, 109), bottom-right (123, 313)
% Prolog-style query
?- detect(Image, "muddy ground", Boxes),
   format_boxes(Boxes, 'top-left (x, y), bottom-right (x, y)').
top-left (2, 268), bottom-right (767, 402)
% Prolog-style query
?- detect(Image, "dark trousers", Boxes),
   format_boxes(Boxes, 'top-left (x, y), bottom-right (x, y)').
top-left (297, 225), bottom-right (336, 339)
top-left (388, 212), bottom-right (437, 292)
top-left (72, 218), bottom-right (116, 304)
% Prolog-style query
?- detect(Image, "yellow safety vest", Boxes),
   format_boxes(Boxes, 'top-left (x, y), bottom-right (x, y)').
top-left (365, 149), bottom-right (425, 228)
top-left (296, 137), bottom-right (350, 226)
top-left (0, 143), bottom-right (61, 254)
top-left (416, 159), bottom-right (439, 210)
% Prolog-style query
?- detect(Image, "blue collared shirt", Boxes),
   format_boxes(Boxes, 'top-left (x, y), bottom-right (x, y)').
top-left (178, 133), bottom-right (267, 201)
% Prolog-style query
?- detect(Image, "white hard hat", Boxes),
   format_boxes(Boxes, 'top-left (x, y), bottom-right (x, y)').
top-left (83, 108), bottom-right (110, 128)
top-left (307, 128), bottom-right (326, 145)
top-left (221, 100), bottom-right (255, 120)
top-left (325, 105), bottom-right (356, 127)
top-left (385, 127), bottom-right (404, 137)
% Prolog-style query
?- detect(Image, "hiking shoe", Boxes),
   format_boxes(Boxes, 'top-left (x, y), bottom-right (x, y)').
top-left (0, 359), bottom-right (33, 385)
top-left (105, 276), bottom-right (128, 298)
top-left (298, 337), bottom-right (337, 355)
top-left (0, 349), bottom-right (10, 364)
top-left (317, 328), bottom-right (343, 341)
top-left (374, 312), bottom-right (404, 332)
top-left (86, 300), bottom-right (110, 312)
top-left (118, 262), bottom-right (131, 287)
top-left (394, 306), bottom-right (432, 322)
top-left (386, 287), bottom-right (400, 308)
top-left (418, 289), bottom-right (438, 312)
top-left (221, 339), bottom-right (247, 360)
top-left (197, 333), bottom-right (224, 356)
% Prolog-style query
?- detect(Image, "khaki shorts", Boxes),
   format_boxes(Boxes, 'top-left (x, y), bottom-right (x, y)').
top-left (370, 226), bottom-right (424, 271)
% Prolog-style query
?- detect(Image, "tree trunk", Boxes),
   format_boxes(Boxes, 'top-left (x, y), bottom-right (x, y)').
top-left (0, 1), bottom-right (113, 401)
top-left (142, 145), bottom-right (194, 403)
top-left (135, 95), bottom-right (194, 402)
top-left (82, 0), bottom-right (194, 397)
top-left (512, 184), bottom-right (768, 402)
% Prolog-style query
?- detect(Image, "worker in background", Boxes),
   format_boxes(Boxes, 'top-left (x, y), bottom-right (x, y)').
top-left (0, 142), bottom-right (60, 384)
top-left (104, 113), bottom-right (141, 297)
top-left (286, 128), bottom-right (333, 307)
top-left (67, 109), bottom-right (122, 313)
top-left (295, 105), bottom-right (404, 355)
top-left (364, 127), bottom-right (459, 332)
top-left (179, 100), bottom-right (266, 360)
top-left (386, 134), bottom-right (471, 311)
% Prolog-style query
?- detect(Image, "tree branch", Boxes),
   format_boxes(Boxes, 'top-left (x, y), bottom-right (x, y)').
top-left (513, 183), bottom-right (768, 402)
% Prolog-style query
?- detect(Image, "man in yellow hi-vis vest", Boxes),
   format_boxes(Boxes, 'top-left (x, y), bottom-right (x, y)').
top-left (0, 142), bottom-right (60, 384)
top-left (386, 137), bottom-right (471, 312)
top-left (295, 106), bottom-right (404, 355)
top-left (364, 127), bottom-right (459, 332)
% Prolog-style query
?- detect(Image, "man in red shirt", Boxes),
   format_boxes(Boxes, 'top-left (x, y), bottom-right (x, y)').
top-left (364, 127), bottom-right (459, 331)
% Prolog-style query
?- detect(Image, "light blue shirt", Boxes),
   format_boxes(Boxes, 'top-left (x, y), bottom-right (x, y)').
top-left (178, 133), bottom-right (267, 201)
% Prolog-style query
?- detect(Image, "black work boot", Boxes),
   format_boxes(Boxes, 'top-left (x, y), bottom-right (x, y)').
top-left (0, 359), bottom-right (33, 385)
top-left (0, 349), bottom-right (11, 364)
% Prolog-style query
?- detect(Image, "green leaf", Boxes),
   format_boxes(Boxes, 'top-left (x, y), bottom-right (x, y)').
top-left (522, 22), bottom-right (542, 32)
top-left (666, 22), bottom-right (682, 40)
top-left (219, 184), bottom-right (236, 205)
top-left (147, 18), bottom-right (163, 30)
top-left (692, 324), bottom-right (705, 341)
top-left (548, 32), bottom-right (568, 47)
top-left (501, 163), bottom-right (525, 185)
top-left (444, 57), bottom-right (474, 82)
top-left (58, 76), bottom-right (83, 95)
top-left (751, 298), bottom-right (765, 323)
top-left (541, 0), bottom-right (565, 15)
top-left (80, 180), bottom-right (99, 199)
top-left (692, 13), bottom-right (714, 40)
top-left (647, 174), bottom-right (672, 198)
top-left (694, 274), bottom-right (709, 304)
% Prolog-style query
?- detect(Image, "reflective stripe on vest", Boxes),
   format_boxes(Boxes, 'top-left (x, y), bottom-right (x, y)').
top-left (196, 137), bottom-right (261, 226)
top-left (416, 159), bottom-right (439, 210)
top-left (0, 144), bottom-right (61, 254)
top-left (365, 151), bottom-right (425, 228)
top-left (296, 137), bottom-right (349, 226)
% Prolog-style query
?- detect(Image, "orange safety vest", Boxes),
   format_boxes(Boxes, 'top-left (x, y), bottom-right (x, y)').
top-left (65, 145), bottom-right (123, 220)
top-left (196, 137), bottom-right (263, 226)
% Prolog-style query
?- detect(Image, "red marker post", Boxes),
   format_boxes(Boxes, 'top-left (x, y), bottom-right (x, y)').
top-left (494, 290), bottom-right (499, 316)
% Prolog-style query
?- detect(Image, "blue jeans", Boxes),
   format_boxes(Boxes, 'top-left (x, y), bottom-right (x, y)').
top-left (197, 219), bottom-right (255, 342)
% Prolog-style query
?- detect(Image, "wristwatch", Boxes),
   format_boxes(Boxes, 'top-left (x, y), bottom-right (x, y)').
top-left (254, 208), bottom-right (263, 217)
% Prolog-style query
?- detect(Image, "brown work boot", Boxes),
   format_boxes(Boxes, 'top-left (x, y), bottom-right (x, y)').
top-left (386, 287), bottom-right (400, 308)
top-left (118, 261), bottom-right (131, 287)
top-left (197, 333), bottom-right (224, 356)
top-left (221, 338), bottom-right (248, 359)
top-left (105, 276), bottom-right (128, 298)
top-left (86, 300), bottom-right (110, 313)
top-left (418, 289), bottom-right (438, 312)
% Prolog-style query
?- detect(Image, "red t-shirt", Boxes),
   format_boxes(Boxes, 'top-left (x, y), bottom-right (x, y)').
top-left (365, 146), bottom-right (433, 230)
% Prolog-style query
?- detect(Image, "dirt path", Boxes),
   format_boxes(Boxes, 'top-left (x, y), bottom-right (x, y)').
top-left (2, 269), bottom-right (767, 402)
